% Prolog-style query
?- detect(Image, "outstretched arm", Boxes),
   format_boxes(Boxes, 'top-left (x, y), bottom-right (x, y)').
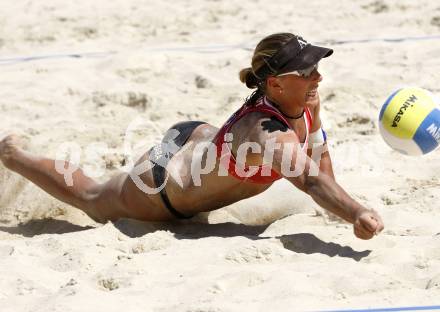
top-left (301, 169), bottom-right (382, 239)
top-left (309, 143), bottom-right (335, 180)
top-left (252, 118), bottom-right (384, 239)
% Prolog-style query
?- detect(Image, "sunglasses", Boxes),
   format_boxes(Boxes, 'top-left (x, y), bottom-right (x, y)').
top-left (276, 63), bottom-right (319, 78)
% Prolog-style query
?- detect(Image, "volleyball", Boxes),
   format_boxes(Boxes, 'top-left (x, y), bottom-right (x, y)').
top-left (379, 87), bottom-right (440, 155)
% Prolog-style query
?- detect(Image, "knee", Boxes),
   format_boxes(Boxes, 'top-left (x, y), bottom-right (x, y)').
top-left (78, 185), bottom-right (108, 223)
top-left (82, 175), bottom-right (128, 223)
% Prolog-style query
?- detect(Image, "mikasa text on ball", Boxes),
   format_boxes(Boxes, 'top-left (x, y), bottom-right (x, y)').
top-left (379, 87), bottom-right (440, 155)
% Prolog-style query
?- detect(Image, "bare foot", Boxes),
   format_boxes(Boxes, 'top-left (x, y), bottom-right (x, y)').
top-left (0, 134), bottom-right (23, 169)
top-left (0, 134), bottom-right (30, 213)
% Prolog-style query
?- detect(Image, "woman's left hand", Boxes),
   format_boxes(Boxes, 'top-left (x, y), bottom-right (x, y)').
top-left (305, 91), bottom-right (321, 109)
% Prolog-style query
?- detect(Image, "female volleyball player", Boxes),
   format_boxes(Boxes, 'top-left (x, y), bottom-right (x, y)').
top-left (0, 33), bottom-right (384, 240)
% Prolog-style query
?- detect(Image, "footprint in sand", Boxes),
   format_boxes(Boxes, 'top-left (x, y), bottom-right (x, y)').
top-left (91, 91), bottom-right (151, 111)
top-left (336, 114), bottom-right (376, 135)
top-left (98, 277), bottom-right (121, 291)
top-left (361, 0), bottom-right (389, 13)
top-left (96, 270), bottom-right (133, 292)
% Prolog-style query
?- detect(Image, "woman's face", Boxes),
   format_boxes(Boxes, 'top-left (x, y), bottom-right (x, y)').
top-left (268, 67), bottom-right (323, 108)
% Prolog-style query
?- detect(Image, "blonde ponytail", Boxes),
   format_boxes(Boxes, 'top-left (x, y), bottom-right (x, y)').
top-left (238, 67), bottom-right (259, 89)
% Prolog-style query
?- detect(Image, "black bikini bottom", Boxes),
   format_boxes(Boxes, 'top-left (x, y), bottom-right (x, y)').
top-left (149, 121), bottom-right (206, 219)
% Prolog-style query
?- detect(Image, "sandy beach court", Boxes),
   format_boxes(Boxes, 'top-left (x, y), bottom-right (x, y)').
top-left (1, 0), bottom-right (440, 311)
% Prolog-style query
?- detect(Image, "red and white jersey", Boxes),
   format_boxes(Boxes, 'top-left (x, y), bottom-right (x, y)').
top-left (214, 96), bottom-right (313, 184)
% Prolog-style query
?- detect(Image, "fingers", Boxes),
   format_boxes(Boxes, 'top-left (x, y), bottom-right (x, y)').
top-left (354, 210), bottom-right (385, 239)
top-left (369, 211), bottom-right (384, 235)
top-left (354, 224), bottom-right (374, 240)
top-left (375, 220), bottom-right (384, 234)
top-left (360, 210), bottom-right (385, 232)
top-left (360, 214), bottom-right (378, 232)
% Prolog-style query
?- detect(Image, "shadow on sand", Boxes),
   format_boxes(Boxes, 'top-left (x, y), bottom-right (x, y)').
top-left (279, 233), bottom-right (371, 261)
top-left (113, 218), bottom-right (270, 239)
top-left (108, 219), bottom-right (371, 261)
top-left (0, 219), bottom-right (94, 237)
top-left (0, 218), bottom-right (371, 261)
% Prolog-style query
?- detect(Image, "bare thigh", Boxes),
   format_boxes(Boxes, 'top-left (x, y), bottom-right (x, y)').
top-left (94, 165), bottom-right (174, 222)
top-left (94, 122), bottom-right (220, 221)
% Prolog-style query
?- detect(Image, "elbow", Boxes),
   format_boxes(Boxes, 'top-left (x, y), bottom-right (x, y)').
top-left (285, 173), bottom-right (317, 194)
top-left (303, 175), bottom-right (320, 194)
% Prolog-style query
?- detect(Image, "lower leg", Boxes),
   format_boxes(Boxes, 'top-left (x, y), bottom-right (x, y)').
top-left (0, 135), bottom-right (103, 222)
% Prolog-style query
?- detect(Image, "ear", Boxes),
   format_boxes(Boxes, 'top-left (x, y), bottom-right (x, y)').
top-left (266, 76), bottom-right (283, 93)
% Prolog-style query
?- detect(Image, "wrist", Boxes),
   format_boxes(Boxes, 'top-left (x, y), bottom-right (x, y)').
top-left (351, 205), bottom-right (370, 223)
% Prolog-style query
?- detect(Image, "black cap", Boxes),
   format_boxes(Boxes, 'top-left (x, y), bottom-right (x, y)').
top-left (254, 35), bottom-right (333, 79)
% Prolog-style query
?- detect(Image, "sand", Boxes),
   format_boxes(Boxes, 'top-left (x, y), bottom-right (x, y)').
top-left (1, 0), bottom-right (440, 311)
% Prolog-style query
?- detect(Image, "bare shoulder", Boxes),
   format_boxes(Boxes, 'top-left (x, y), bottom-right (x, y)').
top-left (228, 112), bottom-right (304, 170)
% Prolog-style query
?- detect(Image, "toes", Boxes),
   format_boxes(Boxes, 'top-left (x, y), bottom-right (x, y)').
top-left (1, 134), bottom-right (16, 143)
top-left (1, 134), bottom-right (27, 150)
top-left (0, 135), bottom-right (21, 166)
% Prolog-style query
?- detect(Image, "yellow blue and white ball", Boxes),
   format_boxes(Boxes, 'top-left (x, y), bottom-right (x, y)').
top-left (379, 87), bottom-right (440, 155)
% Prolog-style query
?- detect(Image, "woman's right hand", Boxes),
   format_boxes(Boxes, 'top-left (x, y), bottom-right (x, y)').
top-left (353, 209), bottom-right (384, 240)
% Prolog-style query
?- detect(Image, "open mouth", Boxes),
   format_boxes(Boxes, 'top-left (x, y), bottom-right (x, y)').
top-left (306, 89), bottom-right (317, 97)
